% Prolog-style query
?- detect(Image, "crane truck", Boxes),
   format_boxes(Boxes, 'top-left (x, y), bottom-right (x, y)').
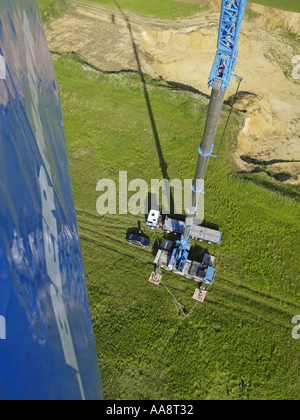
top-left (148, 0), bottom-right (247, 301)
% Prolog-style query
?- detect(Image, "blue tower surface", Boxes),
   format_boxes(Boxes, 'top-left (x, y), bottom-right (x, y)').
top-left (208, 0), bottom-right (247, 90)
top-left (0, 0), bottom-right (103, 399)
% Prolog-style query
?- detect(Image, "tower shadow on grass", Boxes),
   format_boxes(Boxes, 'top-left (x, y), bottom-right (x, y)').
top-left (114, 1), bottom-right (175, 215)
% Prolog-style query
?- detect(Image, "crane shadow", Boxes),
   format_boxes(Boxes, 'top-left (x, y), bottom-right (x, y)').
top-left (113, 1), bottom-right (175, 215)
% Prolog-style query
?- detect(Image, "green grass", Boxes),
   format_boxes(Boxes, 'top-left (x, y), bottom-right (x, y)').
top-left (246, 9), bottom-right (261, 20)
top-left (67, 0), bottom-right (300, 16)
top-left (37, 0), bottom-right (69, 22)
top-left (74, 0), bottom-right (204, 19)
top-left (51, 52), bottom-right (300, 399)
top-left (250, 0), bottom-right (300, 14)
top-left (36, 0), bottom-right (300, 23)
top-left (37, 0), bottom-right (55, 15)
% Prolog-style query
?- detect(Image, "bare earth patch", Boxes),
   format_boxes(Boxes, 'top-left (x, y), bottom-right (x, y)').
top-left (44, 0), bottom-right (300, 183)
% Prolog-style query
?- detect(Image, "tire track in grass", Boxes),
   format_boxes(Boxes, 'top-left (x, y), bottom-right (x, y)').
top-left (205, 295), bottom-right (294, 333)
top-left (215, 275), bottom-right (300, 312)
top-left (77, 215), bottom-right (128, 232)
top-left (78, 224), bottom-right (152, 258)
top-left (206, 285), bottom-right (298, 332)
top-left (79, 224), bottom-right (128, 246)
top-left (79, 231), bottom-right (153, 265)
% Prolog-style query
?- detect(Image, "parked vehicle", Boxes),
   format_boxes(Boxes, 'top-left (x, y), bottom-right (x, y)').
top-left (126, 233), bottom-right (150, 248)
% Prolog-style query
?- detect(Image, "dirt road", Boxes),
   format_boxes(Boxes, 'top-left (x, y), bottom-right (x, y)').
top-left (43, 0), bottom-right (300, 183)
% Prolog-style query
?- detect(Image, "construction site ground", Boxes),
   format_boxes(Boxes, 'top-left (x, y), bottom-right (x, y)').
top-left (43, 0), bottom-right (300, 183)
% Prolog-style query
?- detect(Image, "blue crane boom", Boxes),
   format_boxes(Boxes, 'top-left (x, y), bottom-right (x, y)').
top-left (209, 0), bottom-right (247, 91)
top-left (170, 0), bottom-right (247, 282)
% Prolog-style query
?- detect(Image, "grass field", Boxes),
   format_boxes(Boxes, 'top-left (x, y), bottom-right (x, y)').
top-left (50, 50), bottom-right (300, 399)
top-left (77, 0), bottom-right (300, 15)
top-left (38, 0), bottom-right (69, 21)
top-left (249, 0), bottom-right (300, 13)
top-left (73, 0), bottom-right (204, 19)
top-left (37, 0), bottom-right (300, 24)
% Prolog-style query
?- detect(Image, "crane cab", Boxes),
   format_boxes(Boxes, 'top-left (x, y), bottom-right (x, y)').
top-left (146, 209), bottom-right (162, 229)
